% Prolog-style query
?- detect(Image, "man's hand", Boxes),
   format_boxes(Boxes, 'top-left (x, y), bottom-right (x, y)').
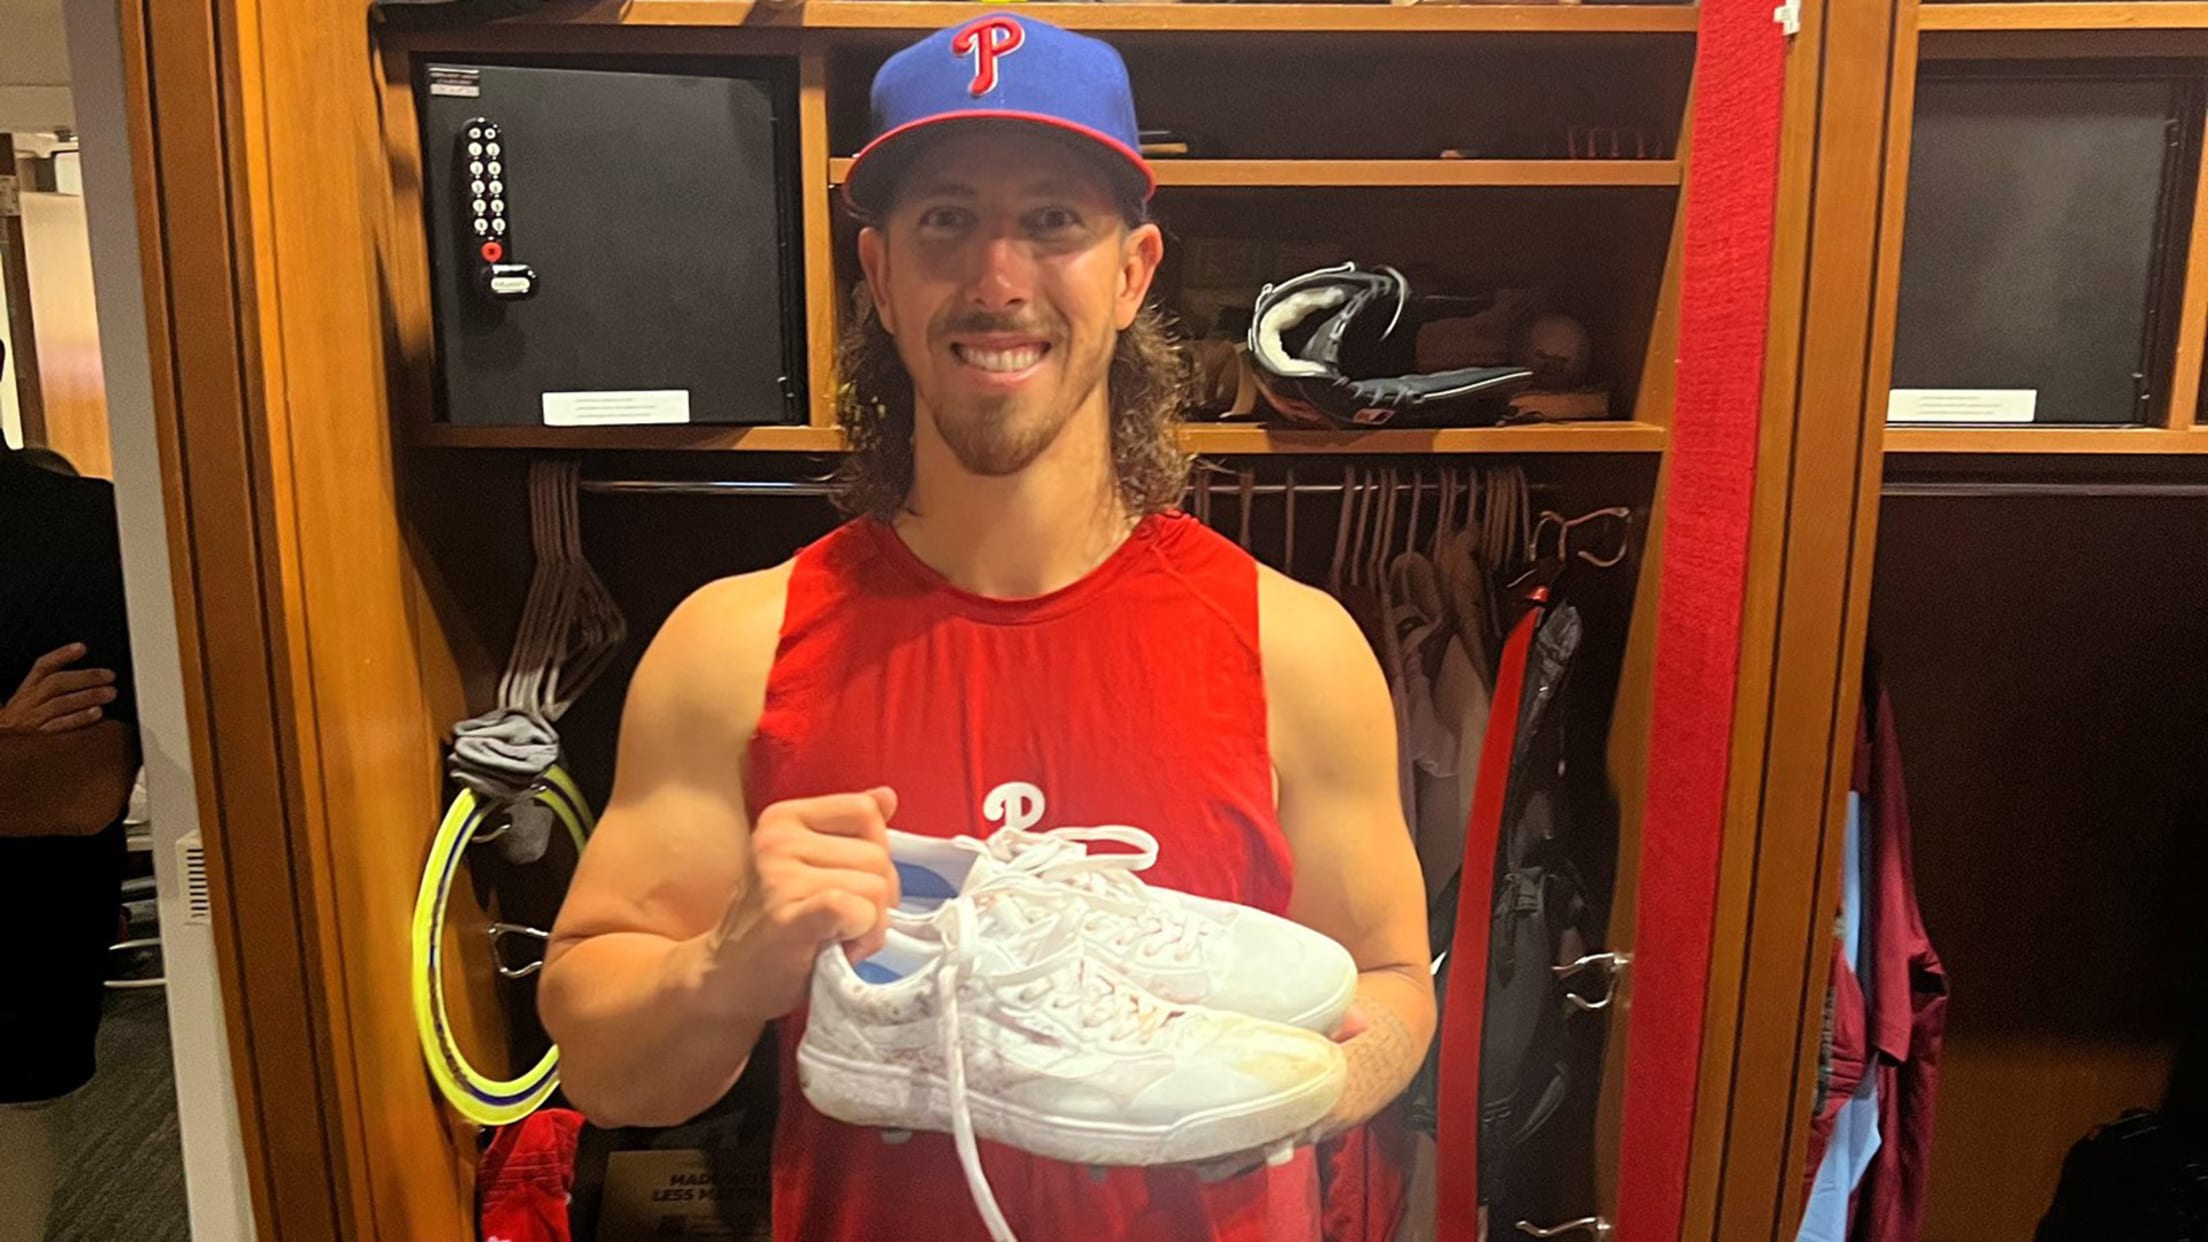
top-left (701, 786), bottom-right (902, 1025)
top-left (0, 644), bottom-right (118, 735)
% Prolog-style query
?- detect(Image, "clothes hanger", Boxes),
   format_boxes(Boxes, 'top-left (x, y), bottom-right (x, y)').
top-left (1329, 463), bottom-right (1356, 597)
top-left (1529, 506), bottom-right (1633, 570)
top-left (1405, 471), bottom-right (1428, 564)
top-left (1508, 504), bottom-right (1632, 600)
top-left (1447, 467), bottom-right (1502, 672)
top-left (1237, 468), bottom-right (1255, 552)
top-left (1370, 468), bottom-right (1407, 675)
top-left (1342, 461), bottom-right (1360, 587)
top-left (1371, 467), bottom-right (1399, 596)
top-left (1368, 467), bottom-right (1391, 589)
top-left (1562, 505), bottom-right (1633, 568)
top-left (1437, 470), bottom-right (1459, 556)
top-left (1528, 510), bottom-right (1564, 567)
top-left (1507, 470), bottom-right (1533, 570)
top-left (1391, 473), bottom-right (1447, 625)
top-left (1282, 467), bottom-right (1297, 581)
top-left (1431, 469), bottom-right (1456, 565)
top-left (1491, 467), bottom-right (1529, 579)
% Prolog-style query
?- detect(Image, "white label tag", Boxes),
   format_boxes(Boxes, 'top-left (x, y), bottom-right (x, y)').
top-left (427, 67), bottom-right (482, 98)
top-left (542, 390), bottom-right (691, 427)
top-left (1887, 388), bottom-right (2038, 423)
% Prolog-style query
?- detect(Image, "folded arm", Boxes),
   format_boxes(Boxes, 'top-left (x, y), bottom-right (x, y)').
top-left (0, 721), bottom-right (137, 837)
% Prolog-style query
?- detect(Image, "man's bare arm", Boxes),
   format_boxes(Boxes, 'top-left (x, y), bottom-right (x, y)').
top-left (540, 567), bottom-right (781, 1128)
top-left (0, 721), bottom-right (136, 838)
top-left (1261, 568), bottom-right (1438, 1132)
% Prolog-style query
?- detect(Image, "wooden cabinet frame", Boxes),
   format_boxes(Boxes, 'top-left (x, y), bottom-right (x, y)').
top-left (110, 0), bottom-right (1953, 1237)
top-left (1682, 0), bottom-right (1911, 1230)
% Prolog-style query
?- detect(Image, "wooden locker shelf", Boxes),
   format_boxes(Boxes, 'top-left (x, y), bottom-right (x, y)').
top-left (1883, 425), bottom-right (2208, 454)
top-left (411, 424), bottom-right (850, 451)
top-left (804, 2), bottom-right (1699, 32)
top-left (604, 1), bottom-right (1701, 34)
top-left (826, 156), bottom-right (1684, 188)
top-left (1918, 2), bottom-right (2208, 29)
top-left (1178, 420), bottom-right (1666, 452)
top-left (410, 420), bottom-right (1667, 454)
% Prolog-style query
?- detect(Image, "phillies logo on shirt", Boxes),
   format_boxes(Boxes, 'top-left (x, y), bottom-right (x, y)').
top-left (983, 780), bottom-right (1047, 832)
top-left (951, 17), bottom-right (1024, 96)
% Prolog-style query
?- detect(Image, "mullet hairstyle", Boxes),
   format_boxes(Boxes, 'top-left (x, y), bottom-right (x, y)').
top-left (830, 195), bottom-right (1192, 520)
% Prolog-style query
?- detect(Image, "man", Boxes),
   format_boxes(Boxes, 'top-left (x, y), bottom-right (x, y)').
top-left (541, 16), bottom-right (1434, 1240)
top-left (0, 443), bottom-right (139, 1242)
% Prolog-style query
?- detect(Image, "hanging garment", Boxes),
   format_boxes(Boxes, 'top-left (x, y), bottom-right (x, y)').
top-left (1852, 684), bottom-right (1948, 1242)
top-left (1392, 1133), bottom-right (1437, 1242)
top-left (1417, 515), bottom-right (1496, 909)
top-left (1430, 589), bottom-right (1546, 1242)
top-left (477, 1107), bottom-right (584, 1242)
top-left (750, 513), bottom-right (1317, 1242)
top-left (1318, 1100), bottom-right (1417, 1242)
top-left (1795, 791), bottom-right (1880, 1242)
top-left (1387, 552), bottom-right (1460, 831)
top-left (1436, 509), bottom-right (1498, 687)
top-left (1414, 630), bottom-right (1489, 908)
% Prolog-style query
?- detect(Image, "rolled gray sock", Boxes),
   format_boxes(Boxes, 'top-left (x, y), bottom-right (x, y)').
top-left (449, 707), bottom-right (562, 864)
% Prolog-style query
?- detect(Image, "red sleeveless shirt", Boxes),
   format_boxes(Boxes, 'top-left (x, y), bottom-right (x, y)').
top-left (747, 511), bottom-right (1318, 1242)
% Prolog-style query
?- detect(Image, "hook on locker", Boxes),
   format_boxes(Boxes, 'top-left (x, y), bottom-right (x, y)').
top-left (1553, 949), bottom-right (1630, 1013)
top-left (1516, 1216), bottom-right (1613, 1239)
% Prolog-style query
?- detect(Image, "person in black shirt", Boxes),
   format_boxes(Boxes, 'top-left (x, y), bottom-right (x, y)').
top-left (0, 442), bottom-right (141, 1242)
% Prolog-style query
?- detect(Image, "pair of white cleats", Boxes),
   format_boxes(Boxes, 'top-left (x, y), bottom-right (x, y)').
top-left (797, 823), bottom-right (1360, 1242)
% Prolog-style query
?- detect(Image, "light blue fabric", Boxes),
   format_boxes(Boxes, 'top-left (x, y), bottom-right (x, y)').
top-left (1796, 793), bottom-right (1881, 1242)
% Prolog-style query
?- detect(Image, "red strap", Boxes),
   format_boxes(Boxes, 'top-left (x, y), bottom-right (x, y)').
top-left (1433, 599), bottom-right (1543, 1242)
top-left (1615, 0), bottom-right (1785, 1230)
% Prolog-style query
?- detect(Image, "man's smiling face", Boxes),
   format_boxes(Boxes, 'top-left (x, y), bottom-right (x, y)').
top-left (859, 126), bottom-right (1162, 477)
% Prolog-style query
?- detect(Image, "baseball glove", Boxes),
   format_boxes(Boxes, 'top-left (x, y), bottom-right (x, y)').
top-left (1247, 262), bottom-right (1534, 429)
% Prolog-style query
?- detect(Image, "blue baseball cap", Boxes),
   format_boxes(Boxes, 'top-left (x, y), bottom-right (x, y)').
top-left (843, 14), bottom-right (1156, 217)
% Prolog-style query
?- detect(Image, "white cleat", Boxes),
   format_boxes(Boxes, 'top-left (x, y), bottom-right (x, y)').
top-left (799, 898), bottom-right (1346, 1242)
top-left (889, 823), bottom-right (1359, 1034)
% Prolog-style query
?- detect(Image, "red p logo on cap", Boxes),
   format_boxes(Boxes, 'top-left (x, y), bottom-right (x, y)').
top-left (952, 17), bottom-right (1024, 96)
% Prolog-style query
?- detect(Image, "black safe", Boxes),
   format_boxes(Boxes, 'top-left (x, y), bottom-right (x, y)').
top-left (1892, 70), bottom-right (2195, 426)
top-left (417, 58), bottom-right (805, 427)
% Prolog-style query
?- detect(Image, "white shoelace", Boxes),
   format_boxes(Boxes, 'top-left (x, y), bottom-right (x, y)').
top-left (930, 897), bottom-right (1181, 1242)
top-left (971, 825), bottom-right (1215, 963)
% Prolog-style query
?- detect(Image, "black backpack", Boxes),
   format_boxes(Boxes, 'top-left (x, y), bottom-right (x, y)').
top-left (1407, 600), bottom-right (1595, 1218)
top-left (2037, 1110), bottom-right (2208, 1241)
top-left (1476, 602), bottom-right (1592, 1209)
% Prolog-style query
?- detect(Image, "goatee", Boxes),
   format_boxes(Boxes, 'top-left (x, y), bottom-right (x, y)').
top-left (933, 398), bottom-right (1068, 477)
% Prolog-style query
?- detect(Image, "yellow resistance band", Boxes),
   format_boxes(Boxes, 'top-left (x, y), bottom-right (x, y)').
top-left (411, 766), bottom-right (592, 1127)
